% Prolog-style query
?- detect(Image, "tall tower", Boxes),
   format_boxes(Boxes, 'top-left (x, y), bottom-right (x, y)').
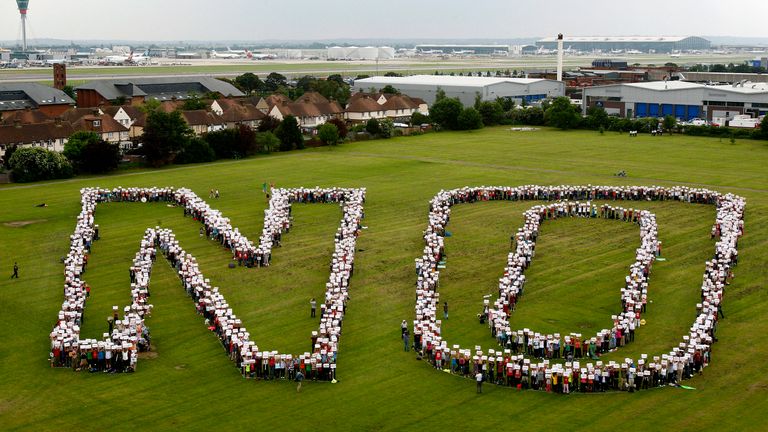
top-left (17, 0), bottom-right (29, 51)
top-left (556, 33), bottom-right (564, 82)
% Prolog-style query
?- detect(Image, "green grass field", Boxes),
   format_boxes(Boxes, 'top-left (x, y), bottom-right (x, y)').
top-left (0, 128), bottom-right (766, 430)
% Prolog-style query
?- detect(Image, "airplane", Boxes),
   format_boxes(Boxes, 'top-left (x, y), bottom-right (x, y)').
top-left (43, 58), bottom-right (68, 66)
top-left (211, 49), bottom-right (248, 59)
top-left (101, 51), bottom-right (133, 65)
top-left (670, 52), bottom-right (681, 58)
top-left (451, 50), bottom-right (475, 56)
top-left (625, 49), bottom-right (643, 55)
top-left (418, 49), bottom-right (443, 55)
top-left (128, 50), bottom-right (151, 65)
top-left (249, 52), bottom-right (276, 60)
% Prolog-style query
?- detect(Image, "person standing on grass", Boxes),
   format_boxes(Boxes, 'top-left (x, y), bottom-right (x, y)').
top-left (403, 329), bottom-right (410, 352)
top-left (310, 298), bottom-right (317, 318)
top-left (476, 371), bottom-right (484, 393)
top-left (11, 262), bottom-right (19, 279)
top-left (295, 370), bottom-right (304, 392)
top-left (443, 302), bottom-right (449, 320)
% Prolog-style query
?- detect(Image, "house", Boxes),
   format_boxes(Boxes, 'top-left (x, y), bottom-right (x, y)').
top-left (70, 113), bottom-right (130, 146)
top-left (181, 110), bottom-right (226, 135)
top-left (0, 83), bottom-right (75, 117)
top-left (0, 107), bottom-right (52, 125)
top-left (345, 94), bottom-right (388, 122)
top-left (211, 99), bottom-right (265, 129)
top-left (102, 105), bottom-right (146, 140)
top-left (0, 119), bottom-right (75, 159)
top-left (268, 92), bottom-right (344, 129)
top-left (345, 92), bottom-right (428, 122)
top-left (75, 77), bottom-right (245, 108)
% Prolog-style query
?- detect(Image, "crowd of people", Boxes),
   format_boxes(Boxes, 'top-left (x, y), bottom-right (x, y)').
top-left (50, 186), bottom-right (366, 381)
top-left (413, 185), bottom-right (745, 392)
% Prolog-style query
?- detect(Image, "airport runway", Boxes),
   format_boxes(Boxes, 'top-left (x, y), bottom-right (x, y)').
top-left (0, 54), bottom-right (753, 83)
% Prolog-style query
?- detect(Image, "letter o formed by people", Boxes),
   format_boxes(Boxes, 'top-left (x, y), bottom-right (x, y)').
top-left (413, 185), bottom-right (744, 391)
top-left (49, 186), bottom-right (365, 381)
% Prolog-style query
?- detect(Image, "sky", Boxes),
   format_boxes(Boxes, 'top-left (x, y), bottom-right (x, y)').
top-left (0, 0), bottom-right (766, 43)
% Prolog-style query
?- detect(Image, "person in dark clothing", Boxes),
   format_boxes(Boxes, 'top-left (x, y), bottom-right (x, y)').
top-left (11, 262), bottom-right (19, 279)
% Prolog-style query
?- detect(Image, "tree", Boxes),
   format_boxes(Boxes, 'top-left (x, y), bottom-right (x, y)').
top-left (384, 72), bottom-right (402, 77)
top-left (80, 139), bottom-right (121, 173)
top-left (142, 110), bottom-right (193, 166)
top-left (326, 117), bottom-right (348, 139)
top-left (434, 87), bottom-right (446, 102)
top-left (411, 111), bottom-right (430, 126)
top-left (378, 119), bottom-right (395, 138)
top-left (760, 115), bottom-right (768, 139)
top-left (9, 147), bottom-right (73, 183)
top-left (380, 85), bottom-right (400, 95)
top-left (63, 131), bottom-right (98, 165)
top-left (61, 85), bottom-right (75, 100)
top-left (140, 98), bottom-right (161, 114)
top-left (182, 95), bottom-right (208, 111)
top-left (2, 144), bottom-right (17, 169)
top-left (234, 72), bottom-right (264, 93)
top-left (662, 115), bottom-right (677, 133)
top-left (327, 74), bottom-right (345, 86)
top-left (205, 128), bottom-right (239, 159)
top-left (265, 72), bottom-right (287, 92)
top-left (430, 97), bottom-right (463, 130)
top-left (257, 116), bottom-right (281, 132)
top-left (318, 123), bottom-right (340, 145)
top-left (275, 115), bottom-right (303, 151)
top-left (365, 118), bottom-right (381, 135)
top-left (457, 107), bottom-right (484, 130)
top-left (585, 106), bottom-right (609, 130)
top-left (354, 74), bottom-right (370, 80)
top-left (477, 101), bottom-right (504, 126)
top-left (176, 137), bottom-right (216, 164)
top-left (544, 97), bottom-right (581, 130)
top-left (255, 131), bottom-right (280, 153)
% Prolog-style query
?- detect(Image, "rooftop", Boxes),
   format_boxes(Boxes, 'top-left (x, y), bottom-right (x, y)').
top-left (354, 75), bottom-right (547, 88)
top-left (0, 83), bottom-right (75, 111)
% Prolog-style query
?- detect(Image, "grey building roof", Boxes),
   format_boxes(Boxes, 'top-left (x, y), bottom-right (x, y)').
top-left (76, 76), bottom-right (244, 101)
top-left (0, 83), bottom-right (75, 111)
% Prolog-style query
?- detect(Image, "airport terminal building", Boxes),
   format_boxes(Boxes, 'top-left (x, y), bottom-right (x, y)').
top-left (582, 81), bottom-right (768, 121)
top-left (353, 75), bottom-right (564, 106)
top-left (536, 36), bottom-right (711, 53)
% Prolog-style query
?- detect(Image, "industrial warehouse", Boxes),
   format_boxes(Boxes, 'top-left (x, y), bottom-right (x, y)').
top-left (582, 80), bottom-right (768, 122)
top-left (353, 75), bottom-right (565, 106)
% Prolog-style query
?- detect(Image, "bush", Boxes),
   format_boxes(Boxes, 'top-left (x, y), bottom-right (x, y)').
top-left (275, 115), bottom-right (304, 151)
top-left (9, 147), bottom-right (73, 183)
top-left (430, 97), bottom-right (463, 130)
top-left (477, 101), bottom-right (504, 126)
top-left (176, 137), bottom-right (216, 164)
top-left (411, 111), bottom-right (430, 127)
top-left (325, 117), bottom-right (348, 139)
top-left (255, 131), bottom-right (280, 153)
top-left (318, 123), bottom-right (340, 145)
top-left (378, 119), bottom-right (395, 138)
top-left (365, 118), bottom-right (381, 135)
top-left (544, 97), bottom-right (581, 130)
top-left (457, 107), bottom-right (484, 130)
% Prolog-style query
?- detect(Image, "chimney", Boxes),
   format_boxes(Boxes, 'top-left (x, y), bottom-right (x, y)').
top-left (557, 33), bottom-right (564, 82)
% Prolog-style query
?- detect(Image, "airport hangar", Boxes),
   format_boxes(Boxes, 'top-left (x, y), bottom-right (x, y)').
top-left (582, 81), bottom-right (768, 121)
top-left (536, 36), bottom-right (711, 53)
top-left (352, 75), bottom-right (564, 106)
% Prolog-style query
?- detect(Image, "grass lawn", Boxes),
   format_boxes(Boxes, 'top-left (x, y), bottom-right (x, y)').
top-left (0, 127), bottom-right (766, 431)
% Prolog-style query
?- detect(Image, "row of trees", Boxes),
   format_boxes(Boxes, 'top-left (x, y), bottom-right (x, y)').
top-left (2, 130), bottom-right (123, 183)
top-left (228, 72), bottom-right (353, 104)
